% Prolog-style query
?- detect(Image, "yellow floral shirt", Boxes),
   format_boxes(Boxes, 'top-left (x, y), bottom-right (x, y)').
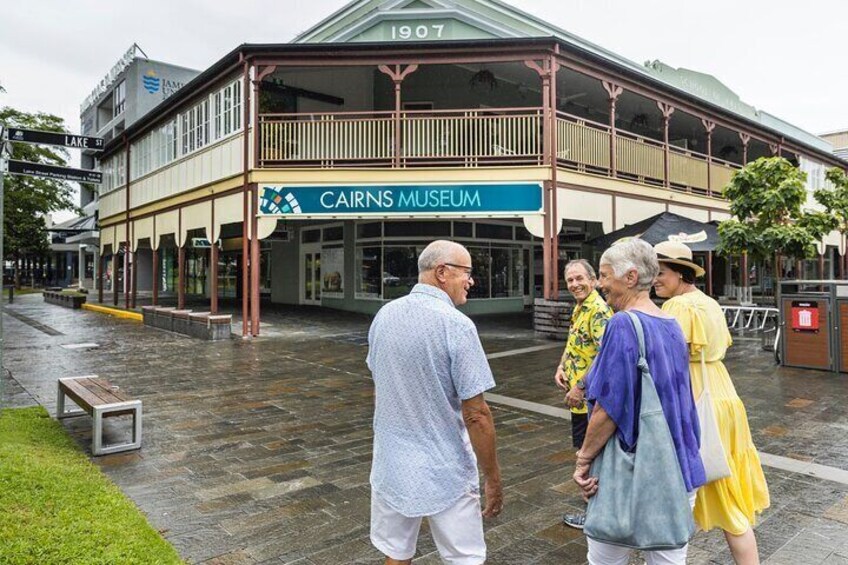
top-left (560, 289), bottom-right (612, 414)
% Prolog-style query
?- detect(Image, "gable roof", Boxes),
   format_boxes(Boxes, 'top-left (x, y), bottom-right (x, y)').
top-left (293, 0), bottom-right (830, 154)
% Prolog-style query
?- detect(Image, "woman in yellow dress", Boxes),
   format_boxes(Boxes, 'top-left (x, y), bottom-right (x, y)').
top-left (653, 241), bottom-right (770, 565)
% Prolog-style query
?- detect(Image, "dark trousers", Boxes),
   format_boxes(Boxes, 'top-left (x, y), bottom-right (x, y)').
top-left (571, 412), bottom-right (588, 449)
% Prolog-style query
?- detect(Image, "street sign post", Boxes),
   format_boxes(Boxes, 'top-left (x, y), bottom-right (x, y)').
top-left (0, 124), bottom-right (105, 409)
top-left (7, 127), bottom-right (104, 151)
top-left (7, 160), bottom-right (102, 184)
top-left (0, 126), bottom-right (6, 409)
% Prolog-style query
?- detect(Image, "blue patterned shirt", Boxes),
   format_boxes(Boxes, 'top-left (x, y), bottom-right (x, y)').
top-left (366, 284), bottom-right (496, 517)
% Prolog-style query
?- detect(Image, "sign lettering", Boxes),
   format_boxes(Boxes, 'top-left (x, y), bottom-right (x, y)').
top-left (7, 128), bottom-right (104, 151)
top-left (259, 183), bottom-right (542, 217)
top-left (7, 160), bottom-right (103, 184)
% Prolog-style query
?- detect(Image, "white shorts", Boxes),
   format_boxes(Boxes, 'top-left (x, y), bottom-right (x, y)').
top-left (370, 491), bottom-right (486, 564)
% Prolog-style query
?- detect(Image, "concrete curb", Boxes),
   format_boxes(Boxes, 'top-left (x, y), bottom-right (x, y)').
top-left (81, 303), bottom-right (143, 321)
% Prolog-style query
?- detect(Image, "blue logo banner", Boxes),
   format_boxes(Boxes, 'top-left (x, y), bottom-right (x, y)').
top-left (142, 70), bottom-right (160, 94)
top-left (259, 183), bottom-right (542, 216)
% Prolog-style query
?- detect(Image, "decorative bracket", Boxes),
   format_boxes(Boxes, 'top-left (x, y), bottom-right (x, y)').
top-left (523, 59), bottom-right (558, 79)
top-left (657, 102), bottom-right (675, 120)
top-left (378, 64), bottom-right (418, 83)
top-left (602, 81), bottom-right (623, 101)
top-left (738, 132), bottom-right (750, 146)
top-left (701, 119), bottom-right (716, 135)
top-left (254, 65), bottom-right (277, 87)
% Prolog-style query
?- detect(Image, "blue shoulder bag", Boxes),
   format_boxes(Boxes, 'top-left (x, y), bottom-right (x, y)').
top-left (584, 311), bottom-right (696, 550)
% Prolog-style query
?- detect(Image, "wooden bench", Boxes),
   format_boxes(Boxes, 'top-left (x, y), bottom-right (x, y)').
top-left (56, 376), bottom-right (142, 456)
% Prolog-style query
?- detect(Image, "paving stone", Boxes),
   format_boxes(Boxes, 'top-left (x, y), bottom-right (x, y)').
top-left (5, 294), bottom-right (848, 564)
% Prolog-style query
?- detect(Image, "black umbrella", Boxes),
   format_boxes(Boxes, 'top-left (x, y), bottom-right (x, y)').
top-left (587, 212), bottom-right (721, 252)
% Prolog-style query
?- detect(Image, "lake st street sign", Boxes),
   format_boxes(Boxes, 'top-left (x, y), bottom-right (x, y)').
top-left (7, 127), bottom-right (104, 151)
top-left (7, 160), bottom-right (103, 184)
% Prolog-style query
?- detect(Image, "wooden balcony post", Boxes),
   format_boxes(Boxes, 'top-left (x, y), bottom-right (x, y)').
top-left (739, 133), bottom-right (750, 165)
top-left (526, 58), bottom-right (555, 298)
top-left (657, 102), bottom-right (675, 188)
top-left (702, 119), bottom-right (715, 196)
top-left (253, 65), bottom-right (277, 169)
top-left (378, 64), bottom-right (418, 168)
top-left (603, 81), bottom-right (623, 178)
top-left (549, 56), bottom-right (561, 298)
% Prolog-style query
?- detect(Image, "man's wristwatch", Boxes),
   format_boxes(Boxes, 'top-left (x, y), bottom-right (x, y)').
top-left (575, 378), bottom-right (586, 390)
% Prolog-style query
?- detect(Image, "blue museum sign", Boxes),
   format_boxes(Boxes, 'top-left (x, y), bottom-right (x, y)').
top-left (259, 183), bottom-right (543, 216)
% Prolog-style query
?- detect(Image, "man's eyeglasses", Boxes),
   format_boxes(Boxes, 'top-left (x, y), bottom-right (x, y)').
top-left (443, 263), bottom-right (473, 279)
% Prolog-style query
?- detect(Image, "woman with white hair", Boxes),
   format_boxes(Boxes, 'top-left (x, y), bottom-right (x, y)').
top-left (573, 238), bottom-right (706, 565)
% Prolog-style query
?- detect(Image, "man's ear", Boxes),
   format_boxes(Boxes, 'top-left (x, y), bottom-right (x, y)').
top-left (432, 265), bottom-right (445, 283)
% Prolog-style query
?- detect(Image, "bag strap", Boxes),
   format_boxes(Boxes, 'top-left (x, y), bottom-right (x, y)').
top-left (625, 311), bottom-right (647, 363)
top-left (699, 348), bottom-right (711, 396)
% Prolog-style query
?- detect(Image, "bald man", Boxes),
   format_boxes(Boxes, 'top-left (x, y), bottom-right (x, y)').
top-left (367, 240), bottom-right (502, 565)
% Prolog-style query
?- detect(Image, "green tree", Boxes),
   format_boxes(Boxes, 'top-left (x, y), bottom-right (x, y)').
top-left (813, 168), bottom-right (848, 278)
top-left (717, 157), bottom-right (836, 287)
top-left (1, 107), bottom-right (78, 287)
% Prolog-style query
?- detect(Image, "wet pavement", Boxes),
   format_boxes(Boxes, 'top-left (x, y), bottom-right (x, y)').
top-left (3, 293), bottom-right (848, 564)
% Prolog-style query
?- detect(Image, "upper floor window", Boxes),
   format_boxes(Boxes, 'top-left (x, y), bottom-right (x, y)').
top-left (113, 81), bottom-right (126, 118)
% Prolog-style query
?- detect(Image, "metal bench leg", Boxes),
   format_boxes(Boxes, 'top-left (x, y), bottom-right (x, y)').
top-left (93, 408), bottom-right (104, 456)
top-left (56, 381), bottom-right (85, 419)
top-left (92, 402), bottom-right (143, 456)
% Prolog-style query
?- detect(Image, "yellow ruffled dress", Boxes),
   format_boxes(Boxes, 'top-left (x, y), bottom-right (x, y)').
top-left (662, 290), bottom-right (770, 535)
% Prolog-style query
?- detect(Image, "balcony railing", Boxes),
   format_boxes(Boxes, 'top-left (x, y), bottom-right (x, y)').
top-left (260, 108), bottom-right (543, 168)
top-left (555, 112), bottom-right (741, 196)
top-left (259, 107), bottom-right (740, 196)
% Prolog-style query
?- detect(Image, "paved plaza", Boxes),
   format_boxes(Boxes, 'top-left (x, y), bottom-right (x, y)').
top-left (3, 293), bottom-right (848, 564)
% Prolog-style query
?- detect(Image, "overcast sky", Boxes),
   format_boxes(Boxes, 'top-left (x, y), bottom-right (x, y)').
top-left (2, 0), bottom-right (845, 220)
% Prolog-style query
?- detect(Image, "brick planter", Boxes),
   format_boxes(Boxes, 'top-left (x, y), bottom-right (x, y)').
top-left (533, 298), bottom-right (574, 341)
top-left (171, 310), bottom-right (193, 335)
top-left (152, 307), bottom-right (176, 331)
top-left (142, 307), bottom-right (232, 340)
top-left (189, 313), bottom-right (232, 341)
top-left (43, 290), bottom-right (87, 309)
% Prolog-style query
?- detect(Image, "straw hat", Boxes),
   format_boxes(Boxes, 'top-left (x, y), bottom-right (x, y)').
top-left (654, 240), bottom-right (705, 277)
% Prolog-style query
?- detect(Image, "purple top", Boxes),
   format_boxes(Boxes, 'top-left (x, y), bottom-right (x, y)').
top-left (586, 311), bottom-right (706, 492)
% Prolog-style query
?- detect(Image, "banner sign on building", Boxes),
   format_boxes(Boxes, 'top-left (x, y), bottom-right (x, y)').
top-left (258, 183), bottom-right (543, 217)
top-left (791, 301), bottom-right (819, 332)
top-left (7, 160), bottom-right (103, 184)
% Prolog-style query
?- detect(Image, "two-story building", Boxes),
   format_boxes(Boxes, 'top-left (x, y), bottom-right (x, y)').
top-left (50, 44), bottom-right (199, 289)
top-left (93, 0), bottom-right (847, 336)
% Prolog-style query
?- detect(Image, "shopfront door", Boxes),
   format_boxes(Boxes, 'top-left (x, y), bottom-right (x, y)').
top-left (301, 244), bottom-right (321, 305)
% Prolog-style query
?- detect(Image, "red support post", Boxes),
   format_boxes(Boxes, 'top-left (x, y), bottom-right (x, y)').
top-left (177, 246), bottom-right (186, 311)
top-left (152, 248), bottom-right (159, 306)
top-left (657, 102), bottom-right (675, 188)
top-left (603, 82), bottom-right (623, 178)
top-left (251, 185), bottom-right (260, 336)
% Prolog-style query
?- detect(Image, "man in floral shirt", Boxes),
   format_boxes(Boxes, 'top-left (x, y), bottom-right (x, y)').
top-left (553, 259), bottom-right (612, 529)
